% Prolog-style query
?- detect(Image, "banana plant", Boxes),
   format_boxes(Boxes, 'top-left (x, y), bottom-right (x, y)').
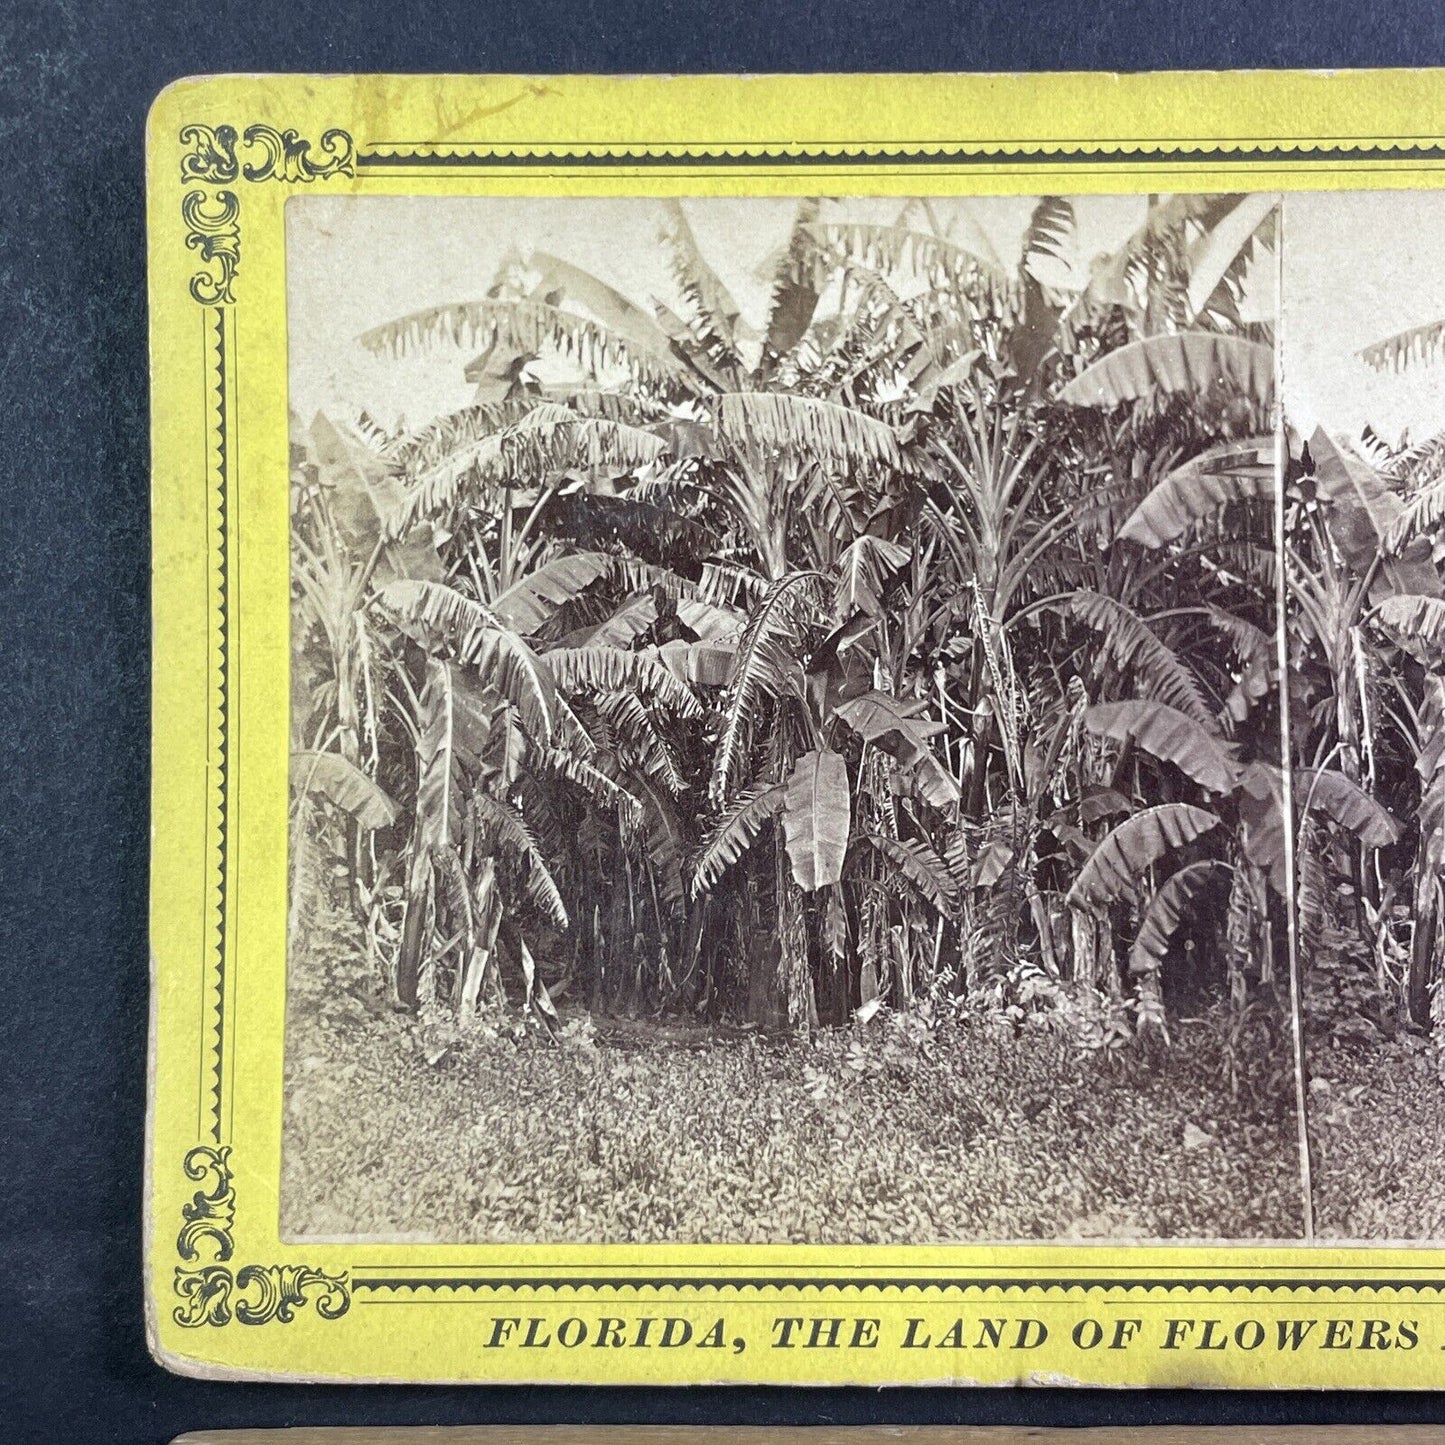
top-left (323, 192), bottom-right (1299, 1038)
top-left (1287, 419), bottom-right (1445, 1021)
top-left (1050, 417), bottom-right (1400, 1015)
top-left (287, 747), bottom-right (399, 964)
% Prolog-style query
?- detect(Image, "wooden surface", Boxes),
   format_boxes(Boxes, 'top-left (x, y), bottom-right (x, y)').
top-left (172, 1428), bottom-right (1445, 1443)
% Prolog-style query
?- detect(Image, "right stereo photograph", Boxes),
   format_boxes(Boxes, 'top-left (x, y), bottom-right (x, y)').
top-left (1284, 189), bottom-right (1445, 1239)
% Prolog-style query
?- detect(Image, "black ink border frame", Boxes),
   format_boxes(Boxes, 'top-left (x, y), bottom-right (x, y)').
top-left (172, 119), bottom-right (357, 1330)
top-left (180, 117), bottom-right (1445, 1322)
top-left (358, 138), bottom-right (1445, 169)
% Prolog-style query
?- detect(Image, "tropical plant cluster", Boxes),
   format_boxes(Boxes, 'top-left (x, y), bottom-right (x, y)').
top-left (1284, 324), bottom-right (1445, 1032)
top-left (290, 192), bottom-right (1384, 1056)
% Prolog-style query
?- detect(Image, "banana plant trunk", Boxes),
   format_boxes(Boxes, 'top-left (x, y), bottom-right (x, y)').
top-left (743, 838), bottom-right (817, 1033)
top-left (964, 637), bottom-right (993, 821)
top-left (286, 794), bottom-right (314, 971)
top-left (775, 839), bottom-right (817, 1034)
top-left (1407, 860), bottom-right (1440, 1027)
top-left (395, 841), bottom-right (430, 1012)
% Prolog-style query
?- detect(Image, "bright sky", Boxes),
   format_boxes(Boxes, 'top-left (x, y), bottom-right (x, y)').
top-left (285, 193), bottom-right (1152, 432)
top-left (1282, 191), bottom-right (1445, 445)
top-left (284, 188), bottom-right (1445, 460)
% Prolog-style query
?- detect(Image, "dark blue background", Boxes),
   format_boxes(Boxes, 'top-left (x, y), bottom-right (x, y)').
top-left (5, 2), bottom-right (1445, 1439)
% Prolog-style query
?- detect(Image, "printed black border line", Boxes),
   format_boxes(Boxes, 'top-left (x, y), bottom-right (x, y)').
top-left (197, 305), bottom-right (212, 1139)
top-left (184, 118), bottom-right (1445, 1306)
top-left (227, 302), bottom-right (242, 1151)
top-left (206, 303), bottom-right (230, 1146)
top-left (173, 122), bottom-right (360, 1329)
top-left (356, 140), bottom-right (1445, 170)
top-left (364, 133), bottom-right (1445, 148)
top-left (181, 119), bottom-right (359, 1148)
top-left (349, 1276), bottom-right (1445, 1296)
top-left (171, 299), bottom-right (354, 1329)
top-left (349, 1260), bottom-right (1445, 1275)
top-left (197, 300), bottom-right (241, 1147)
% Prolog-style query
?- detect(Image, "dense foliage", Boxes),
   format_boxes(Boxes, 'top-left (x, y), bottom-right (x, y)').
top-left (1286, 411), bottom-right (1445, 1030)
top-left (290, 193), bottom-right (1377, 1058)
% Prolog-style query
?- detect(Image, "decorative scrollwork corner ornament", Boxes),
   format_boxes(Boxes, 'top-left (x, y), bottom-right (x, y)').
top-left (241, 124), bottom-right (356, 182)
top-left (174, 1262), bottom-right (352, 1328)
top-left (172, 1148), bottom-right (350, 1327)
top-left (173, 1264), bottom-right (236, 1327)
top-left (179, 121), bottom-right (355, 186)
top-left (183, 189), bottom-right (240, 305)
top-left (176, 1144), bottom-right (235, 1262)
top-left (179, 124), bottom-right (240, 184)
top-left (177, 120), bottom-right (353, 304)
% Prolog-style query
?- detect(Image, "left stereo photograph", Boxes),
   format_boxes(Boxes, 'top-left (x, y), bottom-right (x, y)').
top-left (280, 189), bottom-right (1300, 1249)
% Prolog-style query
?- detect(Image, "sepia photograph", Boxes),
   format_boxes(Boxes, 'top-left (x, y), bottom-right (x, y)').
top-left (279, 191), bottom-right (1308, 1245)
top-left (1282, 190), bottom-right (1445, 1239)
